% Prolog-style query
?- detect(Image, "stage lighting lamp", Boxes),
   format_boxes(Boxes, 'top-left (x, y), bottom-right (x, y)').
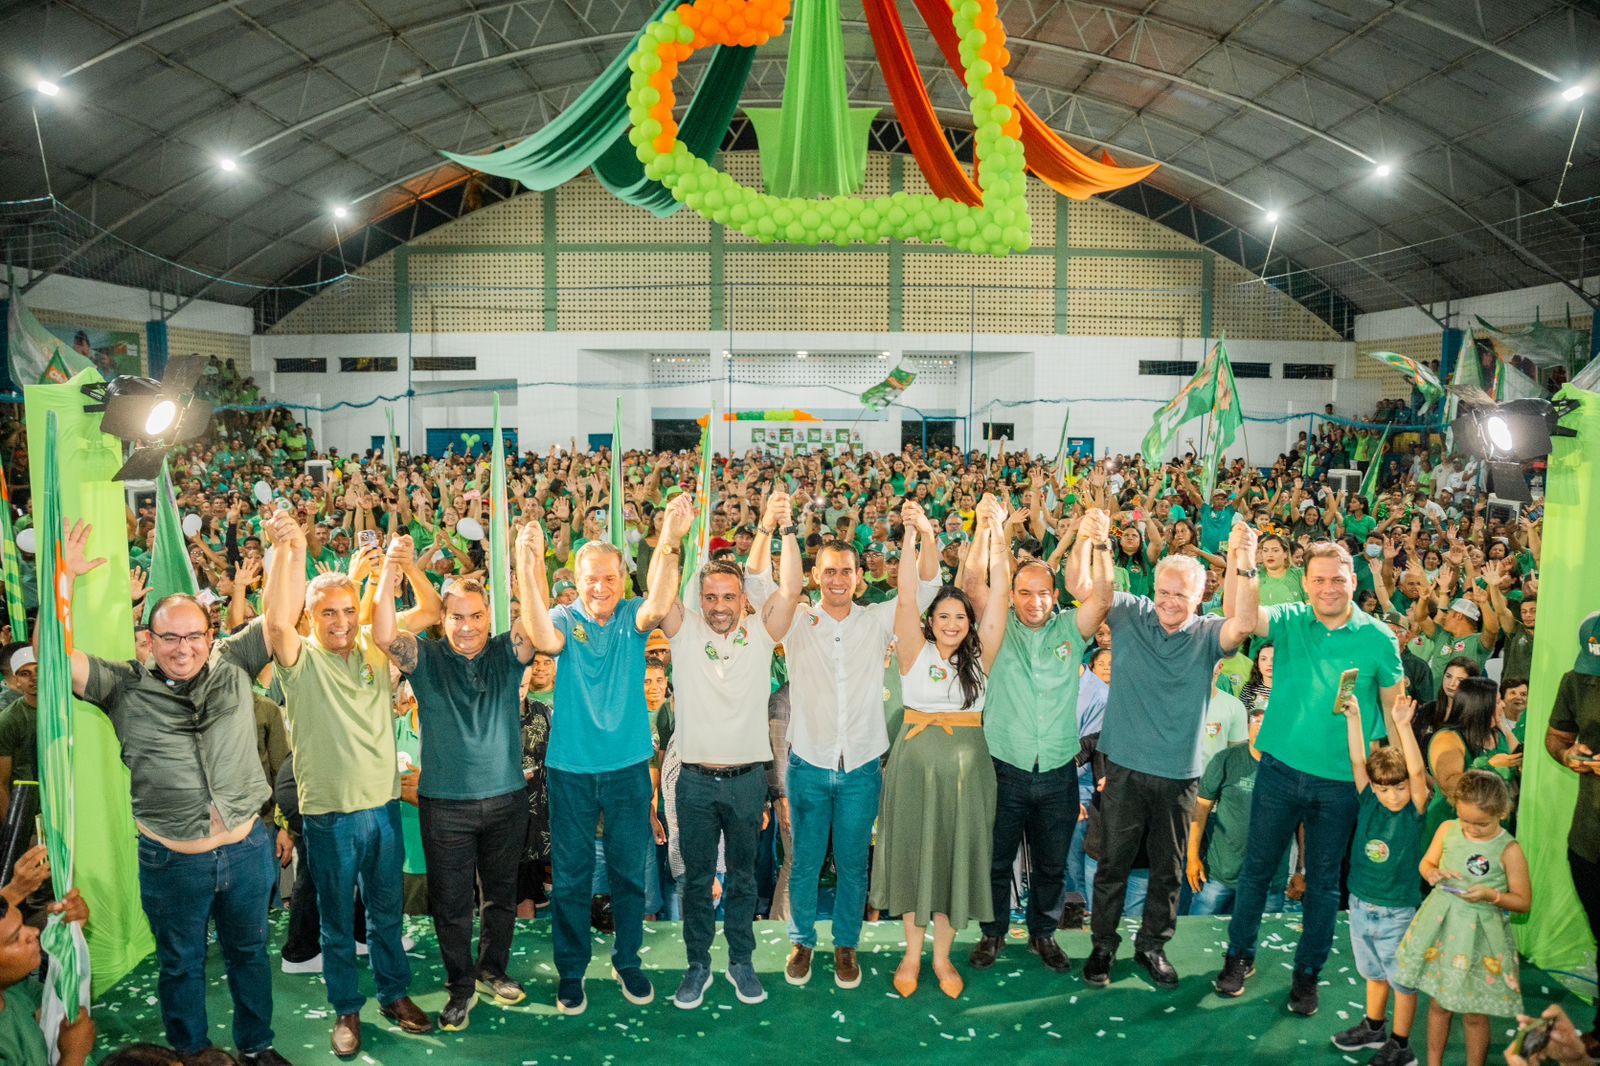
top-left (145, 399), bottom-right (178, 437)
top-left (1484, 414), bottom-right (1514, 453)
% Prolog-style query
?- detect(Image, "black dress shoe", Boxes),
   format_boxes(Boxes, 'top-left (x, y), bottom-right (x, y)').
top-left (1058, 893), bottom-right (1087, 930)
top-left (1029, 935), bottom-right (1072, 973)
top-left (969, 936), bottom-right (1003, 969)
top-left (241, 1049), bottom-right (293, 1066)
top-left (1134, 948), bottom-right (1179, 989)
top-left (1082, 946), bottom-right (1114, 987)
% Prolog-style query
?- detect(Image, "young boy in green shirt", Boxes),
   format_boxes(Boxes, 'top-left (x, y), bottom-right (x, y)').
top-left (1333, 692), bottom-right (1429, 1066)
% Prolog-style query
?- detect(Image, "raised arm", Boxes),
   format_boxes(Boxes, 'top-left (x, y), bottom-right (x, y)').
top-left (761, 492), bottom-right (803, 640)
top-left (960, 495), bottom-right (997, 618)
top-left (1065, 507), bottom-right (1108, 603)
top-left (1075, 516), bottom-right (1116, 640)
top-left (892, 519), bottom-right (925, 675)
top-left (1218, 522), bottom-right (1259, 653)
top-left (1340, 689), bottom-right (1372, 793)
top-left (372, 537), bottom-right (418, 671)
top-left (906, 500), bottom-right (939, 586)
top-left (516, 520), bottom-right (565, 655)
top-left (61, 521), bottom-right (106, 697)
top-left (637, 493), bottom-right (694, 632)
top-left (261, 511), bottom-right (307, 669)
top-left (1389, 693), bottom-right (1429, 813)
top-left (977, 501), bottom-right (1012, 673)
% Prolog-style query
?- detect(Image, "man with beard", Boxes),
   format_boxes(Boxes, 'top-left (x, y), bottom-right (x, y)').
top-left (263, 514), bottom-right (439, 1054)
top-left (658, 491), bottom-right (803, 1009)
top-left (373, 556), bottom-right (543, 1032)
top-left (964, 495), bottom-right (1114, 973)
top-left (517, 494), bottom-right (693, 1016)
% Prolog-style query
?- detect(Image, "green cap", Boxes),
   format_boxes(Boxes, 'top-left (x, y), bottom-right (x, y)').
top-left (1577, 611), bottom-right (1600, 677)
top-left (552, 579), bottom-right (576, 597)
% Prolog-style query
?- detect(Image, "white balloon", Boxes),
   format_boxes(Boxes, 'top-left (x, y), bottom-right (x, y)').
top-left (253, 481), bottom-right (272, 505)
top-left (182, 513), bottom-right (203, 537)
top-left (456, 516), bottom-right (485, 542)
top-left (14, 528), bottom-right (35, 554)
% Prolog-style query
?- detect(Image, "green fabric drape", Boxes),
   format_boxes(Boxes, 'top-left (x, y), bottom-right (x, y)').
top-left (746, 0), bottom-right (878, 198)
top-left (593, 44), bottom-right (757, 216)
top-left (438, 0), bottom-right (680, 189)
top-left (1514, 385), bottom-right (1600, 971)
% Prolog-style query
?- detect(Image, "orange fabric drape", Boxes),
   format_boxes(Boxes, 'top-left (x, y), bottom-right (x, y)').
top-left (906, 0), bottom-right (1160, 199)
top-left (861, 0), bottom-right (982, 205)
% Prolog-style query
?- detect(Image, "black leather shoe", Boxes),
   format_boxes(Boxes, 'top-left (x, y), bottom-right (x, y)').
top-left (1058, 893), bottom-right (1087, 930)
top-left (1134, 948), bottom-right (1179, 989)
top-left (968, 935), bottom-right (1003, 969)
top-left (1082, 946), bottom-right (1114, 987)
top-left (1288, 969), bottom-right (1320, 1016)
top-left (241, 1050), bottom-right (293, 1066)
top-left (1029, 936), bottom-right (1072, 973)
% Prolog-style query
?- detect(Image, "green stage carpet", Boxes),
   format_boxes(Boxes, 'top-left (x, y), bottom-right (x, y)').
top-left (90, 913), bottom-right (1586, 1065)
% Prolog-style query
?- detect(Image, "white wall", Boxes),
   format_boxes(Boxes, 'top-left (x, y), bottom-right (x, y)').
top-left (1355, 275), bottom-right (1599, 341)
top-left (255, 329), bottom-right (1360, 462)
top-left (15, 269), bottom-right (254, 336)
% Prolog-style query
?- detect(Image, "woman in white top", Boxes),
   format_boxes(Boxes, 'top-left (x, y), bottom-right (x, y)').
top-left (870, 498), bottom-right (1010, 999)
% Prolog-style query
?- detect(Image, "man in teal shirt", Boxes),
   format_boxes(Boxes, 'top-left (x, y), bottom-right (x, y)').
top-left (964, 496), bottom-right (1114, 973)
top-left (1216, 541), bottom-right (1404, 1018)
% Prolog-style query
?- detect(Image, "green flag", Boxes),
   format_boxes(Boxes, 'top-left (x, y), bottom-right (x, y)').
top-left (1359, 422), bottom-right (1392, 510)
top-left (384, 407), bottom-right (398, 482)
top-left (490, 394), bottom-right (511, 635)
top-left (679, 414), bottom-right (714, 598)
top-left (860, 366), bottom-right (916, 410)
top-left (1301, 430), bottom-right (1316, 479)
top-left (143, 459), bottom-right (197, 622)
top-left (1365, 350), bottom-right (1444, 403)
top-left (35, 412), bottom-right (92, 1060)
top-left (1052, 410), bottom-right (1071, 480)
top-left (608, 399), bottom-right (626, 552)
top-left (1141, 342), bottom-right (1225, 468)
top-left (1200, 341), bottom-right (1242, 497)
top-left (5, 269), bottom-right (93, 387)
top-left (0, 462), bottom-right (27, 641)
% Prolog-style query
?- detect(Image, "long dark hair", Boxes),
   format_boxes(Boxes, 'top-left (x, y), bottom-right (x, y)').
top-left (1451, 677), bottom-right (1500, 755)
top-left (921, 586), bottom-right (986, 709)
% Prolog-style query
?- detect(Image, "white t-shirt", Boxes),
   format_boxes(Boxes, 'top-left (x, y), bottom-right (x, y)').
top-left (666, 606), bottom-right (777, 765)
top-left (1201, 689), bottom-right (1249, 767)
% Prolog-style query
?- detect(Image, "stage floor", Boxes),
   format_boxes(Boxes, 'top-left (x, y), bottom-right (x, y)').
top-left (90, 911), bottom-right (1587, 1065)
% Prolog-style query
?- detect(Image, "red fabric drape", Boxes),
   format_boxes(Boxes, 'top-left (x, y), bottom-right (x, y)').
top-left (906, 0), bottom-right (1160, 199)
top-left (861, 0), bottom-right (983, 205)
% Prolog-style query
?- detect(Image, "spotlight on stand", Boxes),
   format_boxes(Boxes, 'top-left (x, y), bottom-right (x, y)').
top-left (1447, 397), bottom-right (1558, 503)
top-left (81, 354), bottom-right (213, 481)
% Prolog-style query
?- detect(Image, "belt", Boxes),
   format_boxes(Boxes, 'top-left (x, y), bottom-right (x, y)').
top-left (685, 762), bottom-right (762, 779)
top-left (904, 709), bottom-right (983, 739)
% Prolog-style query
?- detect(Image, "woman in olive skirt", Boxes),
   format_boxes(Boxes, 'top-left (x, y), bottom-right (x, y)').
top-left (872, 499), bottom-right (1011, 999)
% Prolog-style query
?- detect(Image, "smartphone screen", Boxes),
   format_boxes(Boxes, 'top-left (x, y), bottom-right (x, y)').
top-left (1333, 667), bottom-right (1360, 715)
top-left (358, 529), bottom-right (380, 550)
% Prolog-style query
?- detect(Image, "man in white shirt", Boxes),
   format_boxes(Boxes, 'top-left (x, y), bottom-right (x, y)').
top-left (656, 493), bottom-right (804, 1010)
top-left (770, 502), bottom-right (941, 990)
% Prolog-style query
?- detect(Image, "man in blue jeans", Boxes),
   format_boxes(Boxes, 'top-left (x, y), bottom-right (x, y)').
top-left (65, 519), bottom-right (292, 1065)
top-left (1214, 541), bottom-right (1403, 1017)
top-left (265, 516), bottom-right (439, 1055)
top-left (764, 504), bottom-right (940, 990)
top-left (518, 497), bottom-right (690, 1015)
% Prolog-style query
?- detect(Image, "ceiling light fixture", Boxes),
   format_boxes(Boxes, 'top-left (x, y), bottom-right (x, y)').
top-left (35, 79), bottom-right (59, 97)
top-left (796, 349), bottom-right (807, 359)
top-left (218, 156), bottom-right (239, 172)
top-left (1265, 210), bottom-right (1280, 224)
top-left (332, 205), bottom-right (349, 219)
top-left (1374, 163), bottom-right (1393, 177)
top-left (1562, 84), bottom-right (1585, 102)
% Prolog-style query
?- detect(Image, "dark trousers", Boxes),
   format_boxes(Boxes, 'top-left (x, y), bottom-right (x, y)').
top-left (282, 833), bottom-right (366, 963)
top-left (982, 758), bottom-right (1078, 940)
top-left (1570, 850), bottom-right (1600, 1035)
top-left (676, 765), bottom-right (767, 967)
top-left (548, 761), bottom-right (653, 980)
top-left (1090, 761), bottom-right (1197, 954)
top-left (419, 788), bottom-right (529, 995)
top-left (304, 803), bottom-right (411, 1015)
top-left (136, 820), bottom-right (277, 1056)
top-left (1226, 753), bottom-right (1358, 974)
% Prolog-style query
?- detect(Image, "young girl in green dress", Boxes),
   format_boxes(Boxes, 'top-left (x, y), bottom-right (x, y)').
top-left (1394, 770), bottom-right (1531, 1066)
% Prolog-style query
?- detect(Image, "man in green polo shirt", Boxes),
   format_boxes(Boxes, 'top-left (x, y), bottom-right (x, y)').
top-left (1407, 592), bottom-right (1497, 692)
top-left (964, 495), bottom-right (1114, 973)
top-left (1216, 541), bottom-right (1404, 1019)
top-left (263, 513), bottom-right (439, 1055)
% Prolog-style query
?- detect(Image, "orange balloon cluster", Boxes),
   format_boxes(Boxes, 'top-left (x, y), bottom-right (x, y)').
top-left (641, 0), bottom-right (789, 154)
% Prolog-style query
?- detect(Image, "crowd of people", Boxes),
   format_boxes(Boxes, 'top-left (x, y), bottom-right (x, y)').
top-left (0, 394), bottom-right (1596, 1066)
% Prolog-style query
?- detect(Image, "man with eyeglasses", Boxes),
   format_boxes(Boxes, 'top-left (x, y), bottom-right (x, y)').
top-left (62, 522), bottom-right (293, 1066)
top-left (262, 514), bottom-right (438, 1056)
top-left (372, 549), bottom-right (544, 1033)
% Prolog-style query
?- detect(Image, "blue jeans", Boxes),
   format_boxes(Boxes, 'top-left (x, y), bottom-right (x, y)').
top-left (1226, 753), bottom-right (1359, 974)
top-left (1083, 855), bottom-right (1146, 919)
top-left (549, 761), bottom-right (653, 979)
top-left (786, 753), bottom-right (881, 950)
top-left (136, 819), bottom-right (277, 1056)
top-left (590, 837), bottom-right (663, 917)
top-left (1189, 878), bottom-right (1286, 917)
top-left (303, 802), bottom-right (411, 1015)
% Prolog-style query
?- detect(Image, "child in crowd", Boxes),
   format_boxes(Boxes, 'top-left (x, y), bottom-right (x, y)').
top-left (1333, 692), bottom-right (1429, 1066)
top-left (1395, 770), bottom-right (1530, 1066)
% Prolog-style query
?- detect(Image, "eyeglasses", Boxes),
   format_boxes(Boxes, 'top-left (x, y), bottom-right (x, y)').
top-left (151, 631), bottom-right (211, 649)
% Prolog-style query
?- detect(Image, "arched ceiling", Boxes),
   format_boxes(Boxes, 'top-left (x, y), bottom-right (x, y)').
top-left (2, 0), bottom-right (1596, 328)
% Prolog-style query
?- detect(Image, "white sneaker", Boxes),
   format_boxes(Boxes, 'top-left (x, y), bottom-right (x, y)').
top-left (356, 935), bottom-right (416, 956)
top-left (355, 942), bottom-right (368, 956)
top-left (281, 953), bottom-right (323, 974)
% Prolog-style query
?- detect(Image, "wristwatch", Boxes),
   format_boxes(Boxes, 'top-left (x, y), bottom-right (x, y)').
top-left (658, 544), bottom-right (681, 557)
top-left (1236, 566), bottom-right (1258, 578)
top-left (758, 524), bottom-right (774, 536)
top-left (778, 524), bottom-right (799, 537)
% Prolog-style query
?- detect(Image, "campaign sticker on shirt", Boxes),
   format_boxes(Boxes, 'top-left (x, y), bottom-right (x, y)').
top-left (808, 613), bottom-right (820, 627)
top-left (732, 625), bottom-right (748, 647)
top-left (572, 623), bottom-right (589, 644)
top-left (1054, 642), bottom-right (1074, 661)
top-left (928, 664), bottom-right (949, 682)
top-left (703, 642), bottom-right (720, 662)
top-left (1205, 722), bottom-right (1222, 738)
top-left (1364, 839), bottom-right (1390, 864)
top-left (360, 662), bottom-right (375, 687)
top-left (1465, 853), bottom-right (1490, 877)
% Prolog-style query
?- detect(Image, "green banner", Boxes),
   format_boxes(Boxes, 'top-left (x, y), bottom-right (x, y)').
top-left (1200, 341), bottom-right (1241, 498)
top-left (0, 463), bottom-right (27, 641)
top-left (490, 393), bottom-right (511, 635)
top-left (1364, 350), bottom-right (1444, 403)
top-left (1513, 385), bottom-right (1599, 970)
top-left (861, 366), bottom-right (916, 410)
top-left (24, 372), bottom-right (153, 998)
top-left (1359, 422), bottom-right (1392, 511)
top-left (1142, 342), bottom-right (1224, 468)
top-left (143, 460), bottom-right (197, 623)
top-left (679, 414), bottom-right (714, 599)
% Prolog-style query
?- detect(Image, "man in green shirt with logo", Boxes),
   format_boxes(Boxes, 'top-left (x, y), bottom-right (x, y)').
top-left (964, 495), bottom-right (1114, 973)
top-left (1215, 541), bottom-right (1404, 1019)
top-left (264, 513), bottom-right (441, 1055)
